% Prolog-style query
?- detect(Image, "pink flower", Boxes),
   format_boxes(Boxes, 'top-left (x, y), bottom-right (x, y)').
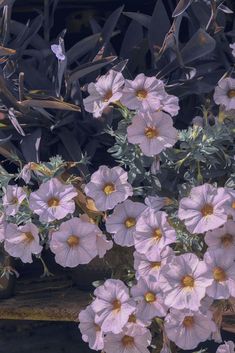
top-left (214, 78), bottom-right (235, 111)
top-left (3, 185), bottom-right (26, 216)
top-left (205, 221), bottom-right (235, 259)
top-left (51, 43), bottom-right (65, 61)
top-left (127, 111), bottom-right (178, 157)
top-left (4, 223), bottom-right (42, 263)
top-left (131, 277), bottom-right (167, 322)
top-left (178, 184), bottom-right (229, 234)
top-left (120, 73), bottom-right (165, 112)
top-left (29, 178), bottom-right (77, 223)
top-left (91, 279), bottom-right (136, 334)
top-left (134, 246), bottom-right (174, 281)
top-left (83, 70), bottom-right (125, 118)
top-left (158, 253), bottom-right (213, 310)
top-left (106, 200), bottom-right (146, 247)
top-left (84, 166), bottom-right (133, 211)
top-left (104, 324), bottom-right (152, 353)
top-left (224, 188), bottom-right (235, 220)
top-left (18, 163), bottom-right (32, 184)
top-left (164, 308), bottom-right (216, 350)
top-left (78, 305), bottom-right (104, 351)
top-left (50, 217), bottom-right (98, 267)
top-left (204, 249), bottom-right (235, 299)
top-left (160, 94), bottom-right (180, 117)
top-left (145, 195), bottom-right (172, 211)
top-left (134, 210), bottom-right (176, 257)
top-left (230, 43), bottom-right (235, 57)
top-left (0, 213), bottom-right (6, 242)
top-left (216, 341), bottom-right (235, 353)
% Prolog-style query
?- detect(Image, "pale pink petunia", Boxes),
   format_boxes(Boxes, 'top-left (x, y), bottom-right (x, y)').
top-left (205, 221), bottom-right (235, 259)
top-left (3, 184), bottom-right (26, 216)
top-left (104, 323), bottom-right (152, 353)
top-left (84, 166), bottom-right (133, 212)
top-left (106, 200), bottom-right (146, 247)
top-left (164, 308), bottom-right (216, 350)
top-left (91, 279), bottom-right (136, 334)
top-left (134, 210), bottom-right (176, 257)
top-left (144, 195), bottom-right (172, 211)
top-left (83, 70), bottom-right (125, 118)
top-left (50, 217), bottom-right (98, 267)
top-left (127, 111), bottom-right (178, 157)
top-left (216, 341), bottom-right (235, 353)
top-left (178, 183), bottom-right (229, 234)
top-left (29, 178), bottom-right (77, 223)
top-left (131, 277), bottom-right (167, 323)
top-left (204, 249), bottom-right (235, 299)
top-left (158, 253), bottom-right (213, 310)
top-left (120, 73), bottom-right (165, 112)
top-left (224, 188), bottom-right (235, 220)
top-left (134, 246), bottom-right (174, 281)
top-left (78, 304), bottom-right (104, 351)
top-left (0, 213), bottom-right (6, 242)
top-left (230, 43), bottom-right (235, 58)
top-left (4, 223), bottom-right (42, 263)
top-left (160, 94), bottom-right (180, 117)
top-left (214, 78), bottom-right (235, 111)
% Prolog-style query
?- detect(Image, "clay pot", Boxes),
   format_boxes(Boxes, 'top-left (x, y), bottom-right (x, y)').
top-left (0, 246), bottom-right (16, 299)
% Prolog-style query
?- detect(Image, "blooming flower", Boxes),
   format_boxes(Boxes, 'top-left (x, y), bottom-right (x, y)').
top-left (216, 341), bottom-right (235, 353)
top-left (145, 195), bottom-right (173, 211)
top-left (204, 249), bottom-right (235, 299)
top-left (84, 166), bottom-right (133, 211)
top-left (4, 223), bottom-right (42, 263)
top-left (106, 200), bottom-right (146, 247)
top-left (134, 246), bottom-right (174, 281)
top-left (78, 305), bottom-right (104, 351)
top-left (51, 43), bottom-right (66, 61)
top-left (50, 217), bottom-right (98, 267)
top-left (224, 188), bottom-right (235, 220)
top-left (3, 184), bottom-right (26, 216)
top-left (178, 183), bottom-right (229, 234)
top-left (214, 78), bottom-right (235, 111)
top-left (205, 221), bottom-right (235, 259)
top-left (127, 111), bottom-right (178, 157)
top-left (104, 324), bottom-right (152, 353)
top-left (160, 94), bottom-right (180, 117)
top-left (134, 210), bottom-right (176, 257)
top-left (230, 43), bottom-right (235, 58)
top-left (0, 213), bottom-right (6, 242)
top-left (83, 70), bottom-right (125, 118)
top-left (120, 73), bottom-right (166, 112)
top-left (164, 308), bottom-right (216, 350)
top-left (91, 279), bottom-right (136, 334)
top-left (29, 178), bottom-right (77, 223)
top-left (158, 253), bottom-right (213, 310)
top-left (131, 277), bottom-right (167, 322)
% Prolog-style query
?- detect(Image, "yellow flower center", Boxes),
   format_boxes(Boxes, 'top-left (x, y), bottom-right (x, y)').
top-left (183, 316), bottom-right (194, 328)
top-left (136, 89), bottom-right (148, 100)
top-left (144, 291), bottom-right (156, 303)
top-left (232, 201), bottom-right (235, 209)
top-left (181, 275), bottom-right (195, 288)
top-left (124, 217), bottom-right (136, 228)
top-left (103, 183), bottom-right (115, 195)
top-left (213, 267), bottom-right (227, 282)
top-left (221, 233), bottom-right (233, 247)
top-left (145, 126), bottom-right (158, 139)
top-left (151, 261), bottom-right (161, 269)
top-left (47, 197), bottom-right (60, 207)
top-left (94, 324), bottom-right (101, 332)
top-left (227, 89), bottom-right (235, 99)
top-left (128, 314), bottom-right (137, 323)
top-left (201, 203), bottom-right (214, 217)
top-left (103, 90), bottom-right (113, 102)
top-left (153, 228), bottom-right (162, 241)
top-left (67, 235), bottom-right (79, 247)
top-left (112, 299), bottom-right (121, 311)
top-left (24, 232), bottom-right (34, 243)
top-left (122, 335), bottom-right (134, 347)
top-left (11, 197), bottom-right (18, 205)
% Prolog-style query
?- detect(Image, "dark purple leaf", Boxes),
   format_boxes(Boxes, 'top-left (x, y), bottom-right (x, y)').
top-left (0, 134), bottom-right (12, 145)
top-left (218, 3), bottom-right (233, 14)
top-left (66, 33), bottom-right (101, 65)
top-left (8, 108), bottom-right (25, 136)
top-left (20, 99), bottom-right (81, 111)
top-left (120, 20), bottom-right (143, 58)
top-left (123, 12), bottom-right (152, 28)
top-left (101, 6), bottom-right (124, 46)
top-left (172, 0), bottom-right (193, 17)
top-left (20, 128), bottom-right (41, 162)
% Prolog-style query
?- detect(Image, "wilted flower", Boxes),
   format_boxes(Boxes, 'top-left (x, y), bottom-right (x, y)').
top-left (51, 43), bottom-right (66, 61)
top-left (131, 277), bottom-right (167, 322)
top-left (127, 111), bottom-right (178, 157)
top-left (205, 221), bottom-right (235, 258)
top-left (134, 210), bottom-right (176, 257)
top-left (2, 184), bottom-right (27, 216)
top-left (120, 73), bottom-right (165, 112)
top-left (230, 43), bottom-right (235, 57)
top-left (164, 308), bottom-right (216, 350)
top-left (224, 188), bottom-right (235, 220)
top-left (78, 305), bottom-right (104, 351)
top-left (144, 195), bottom-right (172, 211)
top-left (216, 341), bottom-right (235, 353)
top-left (0, 213), bottom-right (6, 242)
top-left (204, 249), bottom-right (235, 299)
top-left (159, 253), bottom-right (212, 310)
top-left (106, 200), bottom-right (146, 247)
top-left (91, 279), bottom-right (136, 334)
top-left (29, 178), bottom-right (77, 223)
top-left (19, 163), bottom-right (32, 184)
top-left (104, 324), bottom-right (152, 353)
top-left (83, 70), bottom-right (125, 118)
top-left (4, 223), bottom-right (42, 263)
top-left (178, 184), bottom-right (229, 234)
top-left (214, 78), bottom-right (235, 111)
top-left (50, 217), bottom-right (98, 267)
top-left (84, 166), bottom-right (133, 211)
top-left (160, 94), bottom-right (180, 117)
